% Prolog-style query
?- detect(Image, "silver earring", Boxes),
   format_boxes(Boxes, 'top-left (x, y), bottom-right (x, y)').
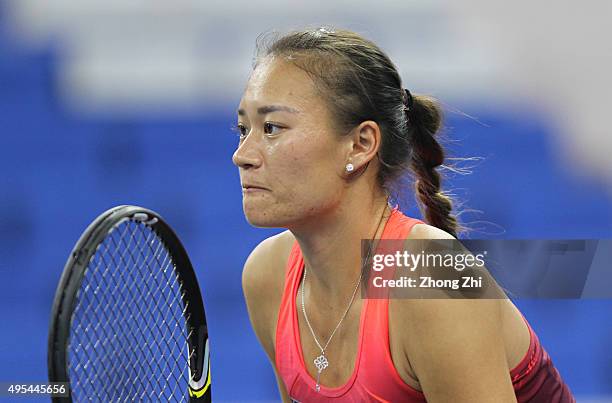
top-left (345, 163), bottom-right (354, 172)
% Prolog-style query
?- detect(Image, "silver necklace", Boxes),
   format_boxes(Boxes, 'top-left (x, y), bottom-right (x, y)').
top-left (300, 204), bottom-right (388, 392)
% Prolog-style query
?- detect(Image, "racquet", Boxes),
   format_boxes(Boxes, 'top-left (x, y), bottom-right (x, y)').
top-left (48, 205), bottom-right (211, 402)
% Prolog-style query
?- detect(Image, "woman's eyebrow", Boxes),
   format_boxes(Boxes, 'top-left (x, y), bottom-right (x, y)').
top-left (237, 105), bottom-right (300, 116)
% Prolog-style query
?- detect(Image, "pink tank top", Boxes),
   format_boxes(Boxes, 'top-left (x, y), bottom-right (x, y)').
top-left (275, 207), bottom-right (575, 402)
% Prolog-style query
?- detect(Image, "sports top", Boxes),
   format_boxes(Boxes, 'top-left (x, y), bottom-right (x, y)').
top-left (275, 207), bottom-right (575, 402)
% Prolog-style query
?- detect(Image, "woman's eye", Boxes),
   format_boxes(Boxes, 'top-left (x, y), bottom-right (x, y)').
top-left (234, 123), bottom-right (248, 139)
top-left (263, 122), bottom-right (283, 135)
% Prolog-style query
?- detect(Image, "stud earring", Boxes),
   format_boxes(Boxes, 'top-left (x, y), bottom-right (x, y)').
top-left (345, 163), bottom-right (354, 172)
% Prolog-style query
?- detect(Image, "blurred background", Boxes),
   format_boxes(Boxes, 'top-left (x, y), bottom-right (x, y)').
top-left (0, 0), bottom-right (611, 401)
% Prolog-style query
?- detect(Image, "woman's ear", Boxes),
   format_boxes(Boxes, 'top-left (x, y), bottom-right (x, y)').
top-left (345, 120), bottom-right (382, 172)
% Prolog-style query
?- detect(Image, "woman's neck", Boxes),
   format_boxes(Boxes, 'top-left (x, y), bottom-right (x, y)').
top-left (290, 195), bottom-right (391, 306)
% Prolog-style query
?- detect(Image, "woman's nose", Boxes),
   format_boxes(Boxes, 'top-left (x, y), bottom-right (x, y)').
top-left (232, 134), bottom-right (262, 169)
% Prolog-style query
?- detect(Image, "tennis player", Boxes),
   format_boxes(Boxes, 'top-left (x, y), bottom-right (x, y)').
top-left (233, 28), bottom-right (574, 402)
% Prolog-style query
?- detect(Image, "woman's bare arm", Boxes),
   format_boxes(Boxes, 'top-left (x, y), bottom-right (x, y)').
top-left (401, 224), bottom-right (517, 402)
top-left (242, 233), bottom-right (292, 402)
top-left (401, 298), bottom-right (517, 403)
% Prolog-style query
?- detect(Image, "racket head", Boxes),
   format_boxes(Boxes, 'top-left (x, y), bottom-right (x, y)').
top-left (48, 205), bottom-right (211, 402)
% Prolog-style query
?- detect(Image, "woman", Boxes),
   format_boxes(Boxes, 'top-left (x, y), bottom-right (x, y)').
top-left (233, 28), bottom-right (574, 402)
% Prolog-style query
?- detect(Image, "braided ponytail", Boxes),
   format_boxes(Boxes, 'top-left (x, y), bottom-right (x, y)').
top-left (408, 95), bottom-right (459, 238)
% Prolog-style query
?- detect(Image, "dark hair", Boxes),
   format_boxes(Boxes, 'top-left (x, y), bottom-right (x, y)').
top-left (255, 27), bottom-right (460, 238)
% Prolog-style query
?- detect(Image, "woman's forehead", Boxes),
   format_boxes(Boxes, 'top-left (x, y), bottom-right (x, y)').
top-left (243, 58), bottom-right (317, 106)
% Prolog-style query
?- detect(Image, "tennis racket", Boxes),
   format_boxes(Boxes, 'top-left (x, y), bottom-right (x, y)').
top-left (48, 205), bottom-right (211, 402)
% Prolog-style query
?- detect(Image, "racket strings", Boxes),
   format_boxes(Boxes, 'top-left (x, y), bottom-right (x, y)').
top-left (68, 219), bottom-right (193, 402)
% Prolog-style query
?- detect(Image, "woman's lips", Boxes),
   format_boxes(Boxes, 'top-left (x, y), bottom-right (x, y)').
top-left (242, 185), bottom-right (269, 193)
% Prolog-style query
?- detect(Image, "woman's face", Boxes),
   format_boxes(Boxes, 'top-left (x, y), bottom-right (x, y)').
top-left (233, 56), bottom-right (349, 228)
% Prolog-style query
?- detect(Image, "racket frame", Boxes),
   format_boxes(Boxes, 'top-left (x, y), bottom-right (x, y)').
top-left (48, 205), bottom-right (210, 401)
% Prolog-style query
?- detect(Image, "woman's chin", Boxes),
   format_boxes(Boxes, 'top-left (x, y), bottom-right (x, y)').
top-left (244, 210), bottom-right (281, 228)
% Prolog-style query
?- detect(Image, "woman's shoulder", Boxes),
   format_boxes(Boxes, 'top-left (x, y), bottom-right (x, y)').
top-left (397, 221), bottom-right (509, 344)
top-left (242, 230), bottom-right (295, 302)
top-left (241, 230), bottom-right (295, 358)
top-left (389, 223), bottom-right (531, 398)
top-left (406, 221), bottom-right (455, 240)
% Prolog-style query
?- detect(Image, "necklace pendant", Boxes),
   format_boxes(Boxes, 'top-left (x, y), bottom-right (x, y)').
top-left (314, 354), bottom-right (329, 372)
top-left (313, 354), bottom-right (328, 392)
